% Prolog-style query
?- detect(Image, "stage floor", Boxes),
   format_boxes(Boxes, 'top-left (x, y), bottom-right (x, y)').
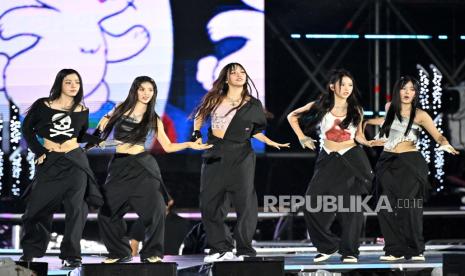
top-left (1, 244), bottom-right (457, 275)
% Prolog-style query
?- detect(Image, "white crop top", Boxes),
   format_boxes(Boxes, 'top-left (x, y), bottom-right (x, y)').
top-left (211, 102), bottom-right (237, 131)
top-left (381, 116), bottom-right (421, 150)
top-left (319, 112), bottom-right (357, 142)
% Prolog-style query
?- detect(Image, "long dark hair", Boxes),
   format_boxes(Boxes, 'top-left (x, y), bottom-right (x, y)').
top-left (191, 62), bottom-right (260, 121)
top-left (26, 68), bottom-right (85, 116)
top-left (102, 76), bottom-right (159, 144)
top-left (300, 69), bottom-right (362, 133)
top-left (380, 76), bottom-right (420, 137)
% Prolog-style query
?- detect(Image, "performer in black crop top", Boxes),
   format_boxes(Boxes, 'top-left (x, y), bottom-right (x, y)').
top-left (20, 69), bottom-right (102, 269)
top-left (22, 98), bottom-right (99, 156)
top-left (191, 63), bottom-right (290, 262)
top-left (90, 76), bottom-right (210, 264)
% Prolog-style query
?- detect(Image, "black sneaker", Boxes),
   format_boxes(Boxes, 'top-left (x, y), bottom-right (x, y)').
top-left (62, 259), bottom-right (82, 269)
top-left (102, 255), bottom-right (132, 264)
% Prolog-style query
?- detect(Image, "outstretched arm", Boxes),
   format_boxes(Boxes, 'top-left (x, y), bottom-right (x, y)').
top-left (418, 110), bottom-right (459, 154)
top-left (157, 118), bottom-right (211, 153)
top-left (355, 109), bottom-right (372, 146)
top-left (363, 117), bottom-right (384, 131)
top-left (83, 106), bottom-right (115, 150)
top-left (252, 133), bottom-right (290, 150)
top-left (356, 111), bottom-right (385, 147)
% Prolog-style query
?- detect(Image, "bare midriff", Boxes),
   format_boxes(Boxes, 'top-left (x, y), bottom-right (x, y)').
top-left (115, 143), bottom-right (146, 154)
top-left (323, 139), bottom-right (357, 152)
top-left (384, 141), bottom-right (417, 153)
top-left (43, 138), bottom-right (80, 153)
top-left (212, 130), bottom-right (227, 139)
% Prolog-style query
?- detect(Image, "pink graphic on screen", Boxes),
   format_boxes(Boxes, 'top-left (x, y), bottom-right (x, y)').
top-left (0, 0), bottom-right (173, 115)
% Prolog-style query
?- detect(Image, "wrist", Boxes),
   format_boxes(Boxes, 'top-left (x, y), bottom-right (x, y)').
top-left (190, 130), bottom-right (202, 142)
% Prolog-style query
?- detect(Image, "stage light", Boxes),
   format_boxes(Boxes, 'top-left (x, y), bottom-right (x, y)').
top-left (9, 103), bottom-right (22, 197)
top-left (365, 34), bottom-right (432, 40)
top-left (430, 64), bottom-right (445, 185)
top-left (26, 149), bottom-right (35, 181)
top-left (304, 34), bottom-right (359, 39)
top-left (417, 65), bottom-right (432, 168)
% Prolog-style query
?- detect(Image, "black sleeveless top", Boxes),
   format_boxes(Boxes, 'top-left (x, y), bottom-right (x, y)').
top-left (113, 116), bottom-right (147, 146)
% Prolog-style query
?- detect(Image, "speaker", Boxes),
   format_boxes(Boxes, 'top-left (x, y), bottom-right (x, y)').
top-left (443, 253), bottom-right (465, 276)
top-left (212, 260), bottom-right (284, 276)
top-left (81, 262), bottom-right (177, 276)
top-left (15, 261), bottom-right (48, 276)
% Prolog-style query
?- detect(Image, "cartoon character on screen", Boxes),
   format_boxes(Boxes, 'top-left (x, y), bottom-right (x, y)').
top-left (0, 0), bottom-right (154, 113)
top-left (196, 0), bottom-right (265, 103)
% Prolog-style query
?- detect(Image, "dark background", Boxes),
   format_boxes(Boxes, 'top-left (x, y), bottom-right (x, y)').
top-left (1, 0), bottom-right (465, 214)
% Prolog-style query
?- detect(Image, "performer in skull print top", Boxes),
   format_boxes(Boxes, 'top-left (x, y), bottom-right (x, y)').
top-left (21, 69), bottom-right (102, 269)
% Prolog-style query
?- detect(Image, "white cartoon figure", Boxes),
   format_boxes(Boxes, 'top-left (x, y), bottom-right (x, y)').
top-left (50, 113), bottom-right (74, 138)
top-left (0, 0), bottom-right (173, 115)
top-left (196, 0), bottom-right (264, 103)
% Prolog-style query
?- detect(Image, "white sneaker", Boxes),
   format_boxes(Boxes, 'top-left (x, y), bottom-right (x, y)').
top-left (313, 252), bottom-right (334, 263)
top-left (203, 251), bottom-right (235, 263)
top-left (379, 255), bottom-right (405, 261)
top-left (235, 255), bottom-right (251, 261)
top-left (341, 256), bottom-right (358, 263)
top-left (411, 254), bottom-right (425, 261)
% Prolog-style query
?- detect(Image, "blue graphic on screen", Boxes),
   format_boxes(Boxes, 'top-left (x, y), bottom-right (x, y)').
top-left (175, 0), bottom-right (265, 151)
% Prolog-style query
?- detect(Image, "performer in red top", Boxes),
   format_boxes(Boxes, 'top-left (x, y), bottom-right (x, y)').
top-left (288, 69), bottom-right (382, 263)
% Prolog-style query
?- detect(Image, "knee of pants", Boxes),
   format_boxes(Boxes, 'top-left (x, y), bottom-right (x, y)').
top-left (200, 207), bottom-right (224, 222)
top-left (139, 209), bottom-right (164, 227)
top-left (65, 205), bottom-right (85, 218)
top-left (97, 211), bottom-right (112, 224)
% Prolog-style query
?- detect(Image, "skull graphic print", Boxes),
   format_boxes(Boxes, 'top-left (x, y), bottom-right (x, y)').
top-left (50, 113), bottom-right (74, 138)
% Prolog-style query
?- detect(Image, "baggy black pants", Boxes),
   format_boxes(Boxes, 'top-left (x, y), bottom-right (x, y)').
top-left (98, 152), bottom-right (166, 259)
top-left (303, 147), bottom-right (374, 257)
top-left (21, 150), bottom-right (89, 260)
top-left (375, 151), bottom-right (429, 258)
top-left (200, 137), bottom-right (257, 256)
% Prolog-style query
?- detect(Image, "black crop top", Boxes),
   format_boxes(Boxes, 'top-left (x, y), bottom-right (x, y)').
top-left (22, 98), bottom-right (101, 157)
top-left (113, 116), bottom-right (146, 146)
